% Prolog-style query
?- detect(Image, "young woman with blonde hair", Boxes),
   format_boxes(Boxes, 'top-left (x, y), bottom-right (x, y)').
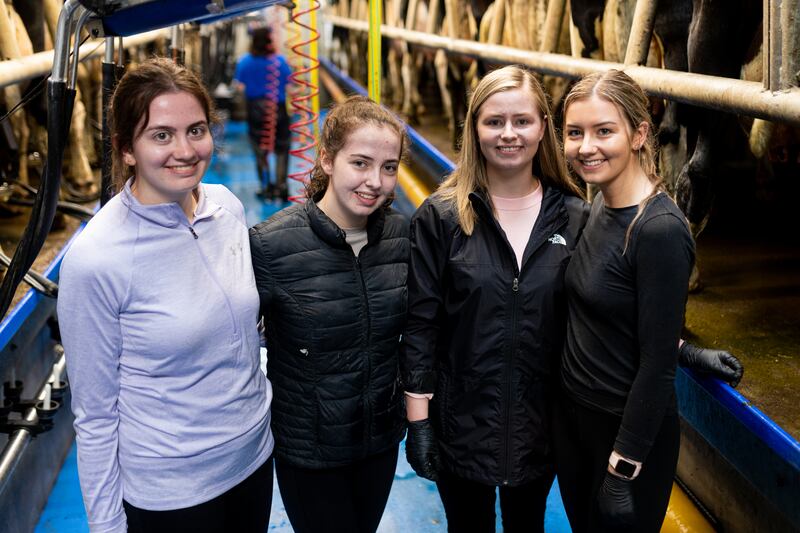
top-left (402, 65), bottom-right (587, 532)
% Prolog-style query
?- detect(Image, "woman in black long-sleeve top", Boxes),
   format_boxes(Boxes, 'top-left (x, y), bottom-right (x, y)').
top-left (555, 69), bottom-right (694, 532)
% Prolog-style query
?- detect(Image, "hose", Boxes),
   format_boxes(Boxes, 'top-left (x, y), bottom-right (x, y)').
top-left (287, 0), bottom-right (321, 202)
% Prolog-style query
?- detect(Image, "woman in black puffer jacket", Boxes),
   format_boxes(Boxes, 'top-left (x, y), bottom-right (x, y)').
top-left (249, 96), bottom-right (408, 533)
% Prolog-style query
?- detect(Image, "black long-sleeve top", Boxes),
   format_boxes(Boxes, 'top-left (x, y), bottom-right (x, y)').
top-left (560, 192), bottom-right (695, 462)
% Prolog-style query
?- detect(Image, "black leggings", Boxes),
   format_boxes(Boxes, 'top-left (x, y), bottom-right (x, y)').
top-left (553, 392), bottom-right (680, 533)
top-left (435, 468), bottom-right (555, 533)
top-left (275, 445), bottom-right (398, 533)
top-left (123, 455), bottom-right (273, 533)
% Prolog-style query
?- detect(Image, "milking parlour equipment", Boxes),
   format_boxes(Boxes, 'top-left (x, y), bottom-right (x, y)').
top-left (0, 2), bottom-right (284, 531)
top-left (286, 0), bottom-right (321, 201)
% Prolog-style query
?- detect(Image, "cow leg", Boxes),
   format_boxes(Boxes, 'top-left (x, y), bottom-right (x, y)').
top-left (400, 46), bottom-right (417, 123)
top-left (654, 0), bottom-right (690, 147)
top-left (434, 49), bottom-right (455, 138)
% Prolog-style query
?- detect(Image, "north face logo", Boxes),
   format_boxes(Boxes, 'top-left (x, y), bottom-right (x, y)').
top-left (548, 234), bottom-right (566, 246)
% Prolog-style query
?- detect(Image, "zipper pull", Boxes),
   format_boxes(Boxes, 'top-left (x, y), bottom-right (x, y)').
top-left (512, 277), bottom-right (519, 292)
top-left (189, 227), bottom-right (198, 239)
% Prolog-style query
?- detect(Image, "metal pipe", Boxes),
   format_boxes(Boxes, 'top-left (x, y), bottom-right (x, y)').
top-left (0, 30), bottom-right (167, 89)
top-left (780, 0), bottom-right (800, 89)
top-left (51, 0), bottom-right (80, 83)
top-left (540, 0), bottom-right (566, 53)
top-left (623, 0), bottom-right (659, 65)
top-left (69, 7), bottom-right (92, 90)
top-left (765, 0), bottom-right (782, 91)
top-left (326, 15), bottom-right (800, 126)
top-left (104, 36), bottom-right (114, 63)
top-left (0, 347), bottom-right (67, 495)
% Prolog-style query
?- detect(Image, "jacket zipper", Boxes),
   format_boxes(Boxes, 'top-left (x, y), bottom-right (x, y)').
top-left (188, 224), bottom-right (239, 337)
top-left (503, 266), bottom-right (520, 485)
top-left (354, 253), bottom-right (373, 453)
top-left (474, 192), bottom-right (566, 484)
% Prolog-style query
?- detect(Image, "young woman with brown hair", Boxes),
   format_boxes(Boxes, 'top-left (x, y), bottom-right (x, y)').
top-left (555, 69), bottom-right (703, 532)
top-left (249, 95), bottom-right (408, 533)
top-left (58, 57), bottom-right (274, 533)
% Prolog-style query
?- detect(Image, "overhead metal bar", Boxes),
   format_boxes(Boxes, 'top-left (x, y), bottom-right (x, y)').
top-left (0, 29), bottom-right (168, 89)
top-left (326, 15), bottom-right (800, 126)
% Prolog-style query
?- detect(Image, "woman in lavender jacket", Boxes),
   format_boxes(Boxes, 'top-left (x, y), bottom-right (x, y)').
top-left (57, 58), bottom-right (274, 533)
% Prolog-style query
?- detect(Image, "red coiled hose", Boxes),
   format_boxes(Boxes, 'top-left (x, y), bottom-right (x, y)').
top-left (286, 0), bottom-right (320, 202)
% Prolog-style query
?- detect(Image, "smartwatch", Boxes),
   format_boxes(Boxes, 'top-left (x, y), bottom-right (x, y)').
top-left (608, 451), bottom-right (642, 480)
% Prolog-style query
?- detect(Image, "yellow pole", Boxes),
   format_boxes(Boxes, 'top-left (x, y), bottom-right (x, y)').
top-left (367, 0), bottom-right (382, 103)
top-left (309, 0), bottom-right (320, 138)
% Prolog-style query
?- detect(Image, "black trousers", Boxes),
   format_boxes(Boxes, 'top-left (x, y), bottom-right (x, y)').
top-left (435, 468), bottom-right (555, 533)
top-left (552, 392), bottom-right (680, 533)
top-left (246, 98), bottom-right (290, 189)
top-left (123, 455), bottom-right (274, 533)
top-left (275, 445), bottom-right (399, 533)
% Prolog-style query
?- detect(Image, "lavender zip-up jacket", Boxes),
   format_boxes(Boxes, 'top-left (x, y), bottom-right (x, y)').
top-left (58, 181), bottom-right (273, 532)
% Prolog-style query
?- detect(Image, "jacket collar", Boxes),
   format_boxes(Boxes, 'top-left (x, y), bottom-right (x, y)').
top-left (120, 178), bottom-right (220, 228)
top-left (469, 183), bottom-right (569, 268)
top-left (469, 183), bottom-right (566, 222)
top-left (306, 198), bottom-right (387, 249)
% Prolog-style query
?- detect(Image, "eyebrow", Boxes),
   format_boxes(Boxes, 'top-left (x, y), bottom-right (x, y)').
top-left (143, 120), bottom-right (208, 133)
top-left (565, 120), bottom-right (618, 128)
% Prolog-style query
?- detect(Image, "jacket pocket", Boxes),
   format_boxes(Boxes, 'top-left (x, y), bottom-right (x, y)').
top-left (517, 376), bottom-right (552, 460)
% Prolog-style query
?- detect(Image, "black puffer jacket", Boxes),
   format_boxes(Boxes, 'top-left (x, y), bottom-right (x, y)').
top-left (401, 186), bottom-right (589, 486)
top-left (249, 200), bottom-right (408, 469)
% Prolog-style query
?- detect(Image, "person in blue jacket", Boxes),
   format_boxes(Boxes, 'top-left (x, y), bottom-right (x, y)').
top-left (58, 57), bottom-right (274, 533)
top-left (234, 26), bottom-right (292, 200)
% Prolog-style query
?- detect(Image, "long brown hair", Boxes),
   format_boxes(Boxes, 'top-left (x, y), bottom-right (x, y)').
top-left (438, 65), bottom-right (583, 235)
top-left (109, 57), bottom-right (218, 194)
top-left (563, 69), bottom-right (667, 251)
top-left (305, 95), bottom-right (407, 204)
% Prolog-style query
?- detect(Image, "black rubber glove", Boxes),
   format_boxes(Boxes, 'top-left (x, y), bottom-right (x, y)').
top-left (406, 418), bottom-right (440, 481)
top-left (596, 472), bottom-right (636, 529)
top-left (679, 341), bottom-right (744, 387)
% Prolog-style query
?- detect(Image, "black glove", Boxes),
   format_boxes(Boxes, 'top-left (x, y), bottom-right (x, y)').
top-left (596, 472), bottom-right (636, 529)
top-left (679, 342), bottom-right (744, 387)
top-left (405, 418), bottom-right (440, 481)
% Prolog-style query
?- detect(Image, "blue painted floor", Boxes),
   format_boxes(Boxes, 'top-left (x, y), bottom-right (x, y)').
top-left (35, 121), bottom-right (572, 532)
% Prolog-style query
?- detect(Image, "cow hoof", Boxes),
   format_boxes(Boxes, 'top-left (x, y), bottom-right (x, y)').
top-left (688, 263), bottom-right (703, 293)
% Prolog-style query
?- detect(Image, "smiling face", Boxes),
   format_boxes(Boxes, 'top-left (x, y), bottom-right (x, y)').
top-left (475, 87), bottom-right (546, 185)
top-left (563, 94), bottom-right (645, 192)
top-left (318, 123), bottom-right (401, 229)
top-left (122, 91), bottom-right (213, 206)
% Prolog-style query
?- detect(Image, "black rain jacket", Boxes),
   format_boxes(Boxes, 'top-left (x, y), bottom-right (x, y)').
top-left (401, 186), bottom-right (589, 485)
top-left (249, 200), bottom-right (409, 469)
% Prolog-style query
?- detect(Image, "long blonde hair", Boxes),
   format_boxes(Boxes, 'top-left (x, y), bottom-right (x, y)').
top-left (438, 65), bottom-right (583, 235)
top-left (563, 69), bottom-right (666, 251)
